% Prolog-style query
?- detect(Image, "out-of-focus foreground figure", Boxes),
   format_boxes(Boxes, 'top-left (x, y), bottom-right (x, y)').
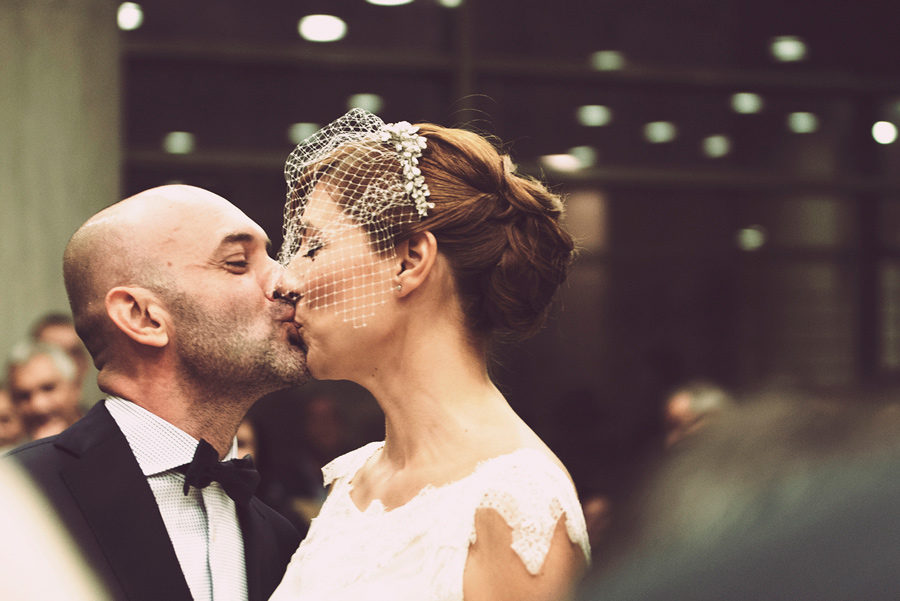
top-left (0, 461), bottom-right (110, 600)
top-left (580, 392), bottom-right (900, 600)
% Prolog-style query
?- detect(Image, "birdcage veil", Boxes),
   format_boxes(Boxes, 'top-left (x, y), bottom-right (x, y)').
top-left (278, 108), bottom-right (432, 328)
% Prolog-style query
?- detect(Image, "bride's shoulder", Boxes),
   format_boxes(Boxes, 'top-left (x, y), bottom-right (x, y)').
top-left (321, 441), bottom-right (384, 487)
top-left (470, 447), bottom-right (576, 503)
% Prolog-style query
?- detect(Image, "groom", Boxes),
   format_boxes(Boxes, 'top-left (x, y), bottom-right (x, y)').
top-left (4, 185), bottom-right (308, 601)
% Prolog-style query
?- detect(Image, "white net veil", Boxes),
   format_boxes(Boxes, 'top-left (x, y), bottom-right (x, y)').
top-left (278, 108), bottom-right (432, 328)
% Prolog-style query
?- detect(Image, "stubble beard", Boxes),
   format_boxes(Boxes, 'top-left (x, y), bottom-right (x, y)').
top-left (166, 292), bottom-right (309, 402)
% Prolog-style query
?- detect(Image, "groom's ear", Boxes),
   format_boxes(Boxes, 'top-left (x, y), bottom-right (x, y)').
top-left (393, 232), bottom-right (437, 297)
top-left (106, 286), bottom-right (171, 347)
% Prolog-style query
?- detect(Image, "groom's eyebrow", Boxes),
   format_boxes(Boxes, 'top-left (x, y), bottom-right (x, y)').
top-left (219, 232), bottom-right (273, 253)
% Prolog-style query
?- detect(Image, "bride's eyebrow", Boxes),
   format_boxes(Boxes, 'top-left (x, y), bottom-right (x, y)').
top-left (297, 220), bottom-right (324, 242)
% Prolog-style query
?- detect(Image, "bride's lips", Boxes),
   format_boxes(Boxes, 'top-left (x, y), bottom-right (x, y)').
top-left (286, 322), bottom-right (308, 353)
top-left (284, 321), bottom-right (306, 353)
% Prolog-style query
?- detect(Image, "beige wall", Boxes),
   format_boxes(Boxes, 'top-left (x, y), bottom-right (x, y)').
top-left (0, 0), bottom-right (120, 362)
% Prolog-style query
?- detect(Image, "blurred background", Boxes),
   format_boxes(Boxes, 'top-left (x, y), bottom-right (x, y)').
top-left (4, 0), bottom-right (900, 556)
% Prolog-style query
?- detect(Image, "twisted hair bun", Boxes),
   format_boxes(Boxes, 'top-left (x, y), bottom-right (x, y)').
top-left (403, 124), bottom-right (575, 342)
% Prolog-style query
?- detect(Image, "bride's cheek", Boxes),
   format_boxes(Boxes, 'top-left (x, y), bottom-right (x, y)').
top-left (304, 267), bottom-right (333, 311)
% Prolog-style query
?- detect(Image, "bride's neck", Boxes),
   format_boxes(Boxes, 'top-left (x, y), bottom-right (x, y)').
top-left (366, 332), bottom-right (511, 470)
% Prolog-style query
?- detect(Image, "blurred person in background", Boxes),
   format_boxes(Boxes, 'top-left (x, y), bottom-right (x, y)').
top-left (4, 184), bottom-right (306, 601)
top-left (0, 385), bottom-right (26, 451)
top-left (30, 311), bottom-right (105, 411)
top-left (30, 312), bottom-right (90, 391)
top-left (6, 340), bottom-right (83, 440)
top-left (662, 379), bottom-right (735, 448)
top-left (288, 389), bottom-right (354, 526)
top-left (236, 417), bottom-right (259, 459)
top-left (250, 383), bottom-right (376, 538)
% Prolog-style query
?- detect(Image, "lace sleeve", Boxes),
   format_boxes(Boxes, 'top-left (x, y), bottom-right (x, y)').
top-left (470, 450), bottom-right (591, 575)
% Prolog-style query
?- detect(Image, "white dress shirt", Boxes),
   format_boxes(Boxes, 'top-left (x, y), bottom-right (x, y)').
top-left (106, 396), bottom-right (248, 601)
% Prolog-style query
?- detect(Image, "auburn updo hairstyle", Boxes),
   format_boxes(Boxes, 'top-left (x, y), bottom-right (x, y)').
top-left (401, 124), bottom-right (575, 343)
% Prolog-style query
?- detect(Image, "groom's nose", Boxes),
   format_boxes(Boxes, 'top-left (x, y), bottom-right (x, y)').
top-left (269, 262), bottom-right (303, 305)
top-left (261, 257), bottom-right (280, 296)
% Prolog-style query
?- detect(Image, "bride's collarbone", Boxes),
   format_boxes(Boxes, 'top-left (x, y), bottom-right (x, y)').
top-left (350, 456), bottom-right (478, 511)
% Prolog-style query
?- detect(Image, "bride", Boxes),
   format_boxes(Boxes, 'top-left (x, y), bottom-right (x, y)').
top-left (270, 109), bottom-right (590, 601)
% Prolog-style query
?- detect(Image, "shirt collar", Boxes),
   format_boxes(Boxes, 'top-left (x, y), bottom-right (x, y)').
top-left (105, 396), bottom-right (237, 477)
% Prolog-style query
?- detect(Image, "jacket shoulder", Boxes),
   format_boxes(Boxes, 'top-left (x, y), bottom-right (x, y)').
top-left (3, 436), bottom-right (70, 470)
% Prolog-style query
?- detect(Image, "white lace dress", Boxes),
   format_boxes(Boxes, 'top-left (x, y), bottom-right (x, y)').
top-left (269, 442), bottom-right (591, 601)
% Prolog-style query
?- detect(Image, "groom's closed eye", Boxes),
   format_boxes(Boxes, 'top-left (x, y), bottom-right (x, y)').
top-left (225, 257), bottom-right (250, 272)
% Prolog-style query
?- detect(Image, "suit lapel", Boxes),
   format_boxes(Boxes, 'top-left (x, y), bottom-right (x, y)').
top-left (241, 497), bottom-right (300, 601)
top-left (56, 403), bottom-right (193, 601)
top-left (240, 500), bottom-right (269, 601)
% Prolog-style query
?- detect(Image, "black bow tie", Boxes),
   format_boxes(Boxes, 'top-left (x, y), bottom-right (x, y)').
top-left (179, 438), bottom-right (260, 508)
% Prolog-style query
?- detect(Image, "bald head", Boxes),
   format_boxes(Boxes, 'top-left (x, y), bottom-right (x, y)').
top-left (63, 185), bottom-right (263, 361)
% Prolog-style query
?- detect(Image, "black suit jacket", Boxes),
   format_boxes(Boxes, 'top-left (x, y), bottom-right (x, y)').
top-left (4, 401), bottom-right (301, 601)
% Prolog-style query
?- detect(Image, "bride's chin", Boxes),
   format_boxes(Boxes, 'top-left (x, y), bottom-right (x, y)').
top-left (306, 353), bottom-right (328, 379)
top-left (307, 355), bottom-right (348, 383)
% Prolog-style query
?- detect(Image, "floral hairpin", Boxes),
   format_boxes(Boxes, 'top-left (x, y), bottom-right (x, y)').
top-left (379, 121), bottom-right (433, 218)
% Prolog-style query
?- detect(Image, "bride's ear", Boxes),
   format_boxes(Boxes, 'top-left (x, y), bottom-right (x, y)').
top-left (393, 232), bottom-right (437, 297)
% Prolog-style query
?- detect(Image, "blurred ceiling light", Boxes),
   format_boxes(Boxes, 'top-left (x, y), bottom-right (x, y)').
top-left (298, 15), bottom-right (347, 42)
top-left (702, 135), bottom-right (731, 158)
top-left (117, 2), bottom-right (144, 31)
top-left (437, 0), bottom-right (463, 6)
top-left (162, 131), bottom-right (195, 155)
top-left (569, 145), bottom-right (598, 168)
top-left (347, 93), bottom-right (384, 114)
top-left (590, 50), bottom-right (625, 71)
top-left (367, 0), bottom-right (413, 5)
top-left (731, 92), bottom-right (764, 114)
top-left (643, 121), bottom-right (677, 144)
top-left (787, 111), bottom-right (819, 134)
top-left (770, 35), bottom-right (807, 62)
top-left (576, 105), bottom-right (612, 127)
top-left (541, 154), bottom-right (582, 172)
top-left (736, 225), bottom-right (767, 251)
top-left (288, 122), bottom-right (320, 145)
top-left (872, 121), bottom-right (898, 145)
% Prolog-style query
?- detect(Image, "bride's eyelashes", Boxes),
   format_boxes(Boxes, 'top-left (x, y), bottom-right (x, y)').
top-left (302, 237), bottom-right (324, 260)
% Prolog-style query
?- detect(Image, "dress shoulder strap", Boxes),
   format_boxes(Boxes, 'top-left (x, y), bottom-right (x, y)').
top-left (321, 441), bottom-right (384, 487)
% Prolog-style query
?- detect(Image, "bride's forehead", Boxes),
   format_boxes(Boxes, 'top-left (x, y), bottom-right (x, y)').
top-left (303, 191), bottom-right (362, 232)
top-left (304, 185), bottom-right (342, 217)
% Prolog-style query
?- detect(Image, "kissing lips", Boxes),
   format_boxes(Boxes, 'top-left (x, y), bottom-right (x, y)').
top-left (286, 323), bottom-right (308, 353)
top-left (271, 299), bottom-right (296, 322)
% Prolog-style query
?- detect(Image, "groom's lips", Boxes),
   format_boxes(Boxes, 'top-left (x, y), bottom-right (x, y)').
top-left (271, 299), bottom-right (296, 322)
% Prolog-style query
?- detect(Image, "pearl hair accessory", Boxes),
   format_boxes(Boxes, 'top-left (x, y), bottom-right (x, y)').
top-left (378, 121), bottom-right (433, 218)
